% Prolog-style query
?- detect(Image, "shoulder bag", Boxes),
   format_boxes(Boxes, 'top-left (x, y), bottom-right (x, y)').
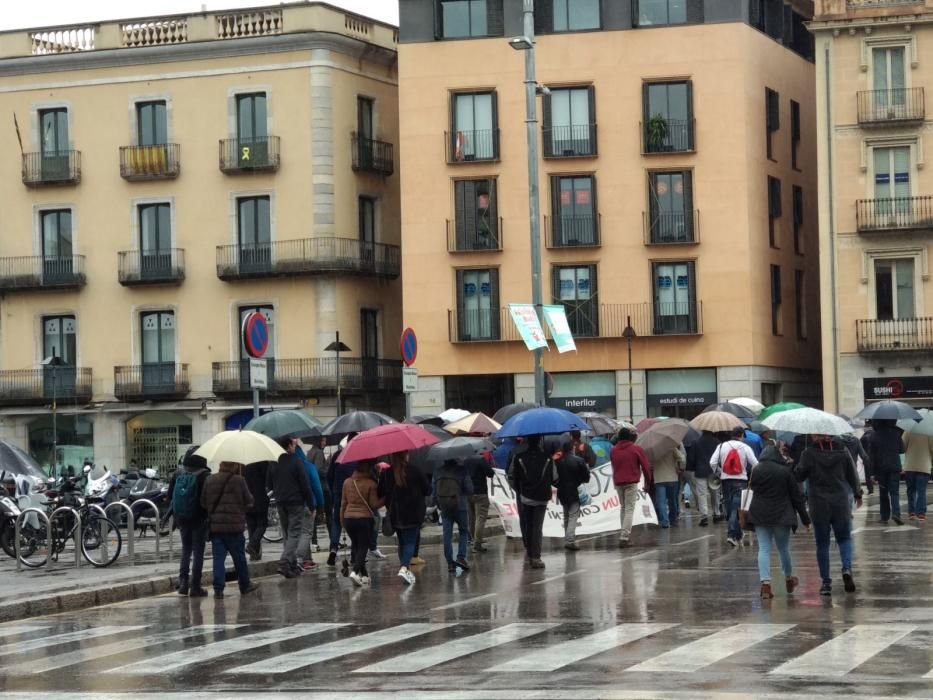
top-left (738, 469), bottom-right (755, 531)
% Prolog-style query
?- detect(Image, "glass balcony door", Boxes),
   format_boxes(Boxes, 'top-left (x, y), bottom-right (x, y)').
top-left (457, 268), bottom-right (498, 340)
top-left (453, 93), bottom-right (495, 160)
top-left (237, 196), bottom-right (272, 275)
top-left (872, 46), bottom-right (906, 116)
top-left (41, 210), bottom-right (74, 284)
top-left (141, 311), bottom-right (176, 394)
top-left (236, 93), bottom-right (269, 167)
top-left (653, 261), bottom-right (696, 334)
top-left (39, 108), bottom-right (70, 180)
top-left (139, 203), bottom-right (172, 279)
top-left (554, 265), bottom-right (598, 337)
top-left (42, 315), bottom-right (77, 400)
top-left (873, 146), bottom-right (910, 218)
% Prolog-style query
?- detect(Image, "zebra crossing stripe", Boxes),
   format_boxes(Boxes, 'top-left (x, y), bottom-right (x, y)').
top-left (0, 626), bottom-right (146, 658)
top-left (625, 624), bottom-right (795, 673)
top-left (111, 623), bottom-right (344, 674)
top-left (490, 623), bottom-right (678, 672)
top-left (771, 625), bottom-right (917, 677)
top-left (354, 623), bottom-right (558, 674)
top-left (0, 625), bottom-right (47, 640)
top-left (229, 623), bottom-right (453, 675)
top-left (22, 625), bottom-right (237, 674)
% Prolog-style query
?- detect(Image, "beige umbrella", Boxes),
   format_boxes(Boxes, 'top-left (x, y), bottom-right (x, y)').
top-left (194, 430), bottom-right (285, 470)
top-left (690, 411), bottom-right (746, 433)
top-left (444, 412), bottom-right (502, 436)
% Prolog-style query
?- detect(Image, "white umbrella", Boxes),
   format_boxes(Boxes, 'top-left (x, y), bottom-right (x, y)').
top-left (690, 411), bottom-right (745, 433)
top-left (899, 408), bottom-right (933, 437)
top-left (438, 408), bottom-right (471, 423)
top-left (762, 408), bottom-right (853, 436)
top-left (195, 430), bottom-right (285, 469)
top-left (728, 397), bottom-right (765, 416)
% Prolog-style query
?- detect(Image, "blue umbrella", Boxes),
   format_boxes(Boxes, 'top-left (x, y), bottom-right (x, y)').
top-left (495, 407), bottom-right (589, 439)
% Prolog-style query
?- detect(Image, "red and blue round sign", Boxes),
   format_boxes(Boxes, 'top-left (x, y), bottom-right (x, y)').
top-left (400, 327), bottom-right (417, 367)
top-left (242, 311), bottom-right (269, 359)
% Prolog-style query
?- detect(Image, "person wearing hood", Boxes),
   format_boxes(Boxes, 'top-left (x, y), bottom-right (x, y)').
top-left (748, 445), bottom-right (811, 599)
top-left (610, 428), bottom-right (652, 548)
top-left (864, 419), bottom-right (905, 525)
top-left (555, 441), bottom-right (591, 550)
top-left (168, 446), bottom-right (211, 597)
top-left (795, 434), bottom-right (862, 596)
top-left (200, 461), bottom-right (258, 598)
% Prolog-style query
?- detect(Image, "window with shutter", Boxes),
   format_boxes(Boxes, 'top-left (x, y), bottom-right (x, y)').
top-left (647, 170), bottom-right (693, 244)
top-left (770, 264), bottom-right (782, 335)
top-left (792, 185), bottom-right (803, 254)
top-left (553, 264), bottom-right (599, 336)
top-left (454, 179), bottom-right (498, 251)
top-left (456, 267), bottom-right (498, 340)
top-left (551, 175), bottom-right (597, 247)
top-left (794, 269), bottom-right (806, 339)
top-left (768, 176), bottom-right (781, 248)
top-left (790, 100), bottom-right (801, 169)
top-left (765, 88), bottom-right (779, 160)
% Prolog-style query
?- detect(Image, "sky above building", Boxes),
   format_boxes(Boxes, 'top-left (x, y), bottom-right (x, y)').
top-left (0, 0), bottom-right (398, 30)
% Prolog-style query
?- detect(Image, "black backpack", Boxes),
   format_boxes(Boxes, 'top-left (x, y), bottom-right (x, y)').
top-left (435, 466), bottom-right (462, 513)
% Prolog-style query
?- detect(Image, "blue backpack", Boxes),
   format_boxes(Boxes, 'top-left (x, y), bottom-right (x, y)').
top-left (172, 471), bottom-right (200, 518)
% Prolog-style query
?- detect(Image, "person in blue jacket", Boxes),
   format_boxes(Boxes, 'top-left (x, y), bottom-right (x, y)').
top-left (295, 442), bottom-right (324, 570)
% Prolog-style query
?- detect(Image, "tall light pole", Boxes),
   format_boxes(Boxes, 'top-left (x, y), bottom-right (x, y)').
top-left (622, 317), bottom-right (636, 423)
top-left (42, 354), bottom-right (63, 472)
top-left (510, 0), bottom-right (546, 406)
top-left (325, 331), bottom-right (351, 416)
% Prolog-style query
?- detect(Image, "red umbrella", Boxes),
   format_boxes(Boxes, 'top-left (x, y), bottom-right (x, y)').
top-left (336, 423), bottom-right (441, 464)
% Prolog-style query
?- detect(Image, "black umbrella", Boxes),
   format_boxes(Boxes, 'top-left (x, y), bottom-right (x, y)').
top-left (0, 441), bottom-right (46, 480)
top-left (244, 409), bottom-right (323, 440)
top-left (576, 412), bottom-right (620, 436)
top-left (492, 402), bottom-right (536, 425)
top-left (404, 414), bottom-right (446, 427)
top-left (408, 424), bottom-right (455, 474)
top-left (427, 436), bottom-right (495, 465)
top-left (855, 400), bottom-right (922, 422)
top-left (321, 410), bottom-right (396, 445)
top-left (701, 402), bottom-right (757, 422)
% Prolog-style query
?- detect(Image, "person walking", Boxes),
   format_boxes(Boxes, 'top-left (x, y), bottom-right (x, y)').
top-left (307, 436), bottom-right (330, 553)
top-left (340, 459), bottom-right (384, 586)
top-left (326, 435), bottom-right (357, 566)
top-left (653, 445), bottom-right (685, 529)
top-left (610, 428), bottom-right (652, 549)
top-left (555, 441), bottom-right (590, 550)
top-left (904, 429), bottom-right (933, 521)
top-left (795, 434), bottom-right (862, 596)
top-left (379, 451), bottom-right (430, 584)
top-left (864, 420), bottom-right (905, 525)
top-left (433, 458), bottom-right (473, 573)
top-left (685, 430), bottom-right (721, 526)
top-left (168, 446), bottom-right (211, 597)
top-left (295, 444), bottom-right (325, 570)
top-left (243, 461), bottom-right (269, 561)
top-left (267, 437), bottom-right (314, 578)
top-left (710, 426), bottom-right (759, 547)
top-left (200, 461), bottom-right (258, 598)
top-left (466, 451), bottom-right (494, 553)
top-left (508, 436), bottom-right (555, 568)
top-left (569, 430), bottom-right (597, 469)
top-left (747, 445), bottom-right (811, 599)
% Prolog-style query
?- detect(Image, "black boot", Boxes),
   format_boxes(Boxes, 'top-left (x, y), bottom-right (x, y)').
top-left (177, 578), bottom-right (189, 596)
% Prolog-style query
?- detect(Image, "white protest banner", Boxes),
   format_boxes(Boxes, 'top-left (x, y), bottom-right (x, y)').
top-left (489, 462), bottom-right (657, 538)
top-left (508, 303), bottom-right (549, 351)
top-left (542, 304), bottom-right (577, 354)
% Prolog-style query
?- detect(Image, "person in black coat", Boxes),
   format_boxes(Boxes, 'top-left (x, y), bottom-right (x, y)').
top-left (378, 452), bottom-right (430, 584)
top-left (243, 461), bottom-right (269, 561)
top-left (465, 452), bottom-right (494, 553)
top-left (863, 420), bottom-right (904, 524)
top-left (507, 436), bottom-right (555, 569)
top-left (685, 430), bottom-right (722, 525)
top-left (554, 442), bottom-right (591, 551)
top-left (747, 446), bottom-right (811, 599)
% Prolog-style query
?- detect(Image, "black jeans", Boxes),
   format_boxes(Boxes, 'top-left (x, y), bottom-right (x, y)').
top-left (523, 504), bottom-right (547, 560)
top-left (344, 517), bottom-right (372, 575)
top-left (177, 515), bottom-right (208, 587)
top-left (246, 511), bottom-right (267, 555)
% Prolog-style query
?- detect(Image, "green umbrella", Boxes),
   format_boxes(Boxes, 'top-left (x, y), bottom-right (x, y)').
top-left (244, 409), bottom-right (324, 440)
top-left (758, 402), bottom-right (806, 421)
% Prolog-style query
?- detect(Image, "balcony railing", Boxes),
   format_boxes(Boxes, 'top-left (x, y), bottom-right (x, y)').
top-left (0, 367), bottom-right (92, 407)
top-left (847, 0), bottom-right (923, 8)
top-left (0, 255), bottom-right (86, 292)
top-left (212, 357), bottom-right (403, 397)
top-left (543, 124), bottom-right (598, 158)
top-left (857, 317), bottom-right (933, 352)
top-left (118, 249), bottom-right (185, 286)
top-left (22, 151), bottom-right (81, 186)
top-left (446, 129), bottom-right (500, 163)
top-left (857, 88), bottom-right (925, 125)
top-left (120, 144), bottom-right (181, 180)
top-left (447, 218), bottom-right (503, 252)
top-left (216, 237), bottom-right (400, 280)
top-left (545, 214), bottom-right (601, 248)
top-left (114, 363), bottom-right (189, 401)
top-left (448, 302), bottom-right (703, 342)
top-left (856, 196), bottom-right (933, 233)
top-left (644, 210), bottom-right (700, 245)
top-left (219, 136), bottom-right (280, 173)
top-left (642, 119), bottom-right (695, 154)
top-left (351, 133), bottom-right (394, 176)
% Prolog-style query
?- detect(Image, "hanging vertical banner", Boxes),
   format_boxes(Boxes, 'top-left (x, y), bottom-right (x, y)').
top-left (542, 304), bottom-right (577, 353)
top-left (508, 303), bottom-right (548, 351)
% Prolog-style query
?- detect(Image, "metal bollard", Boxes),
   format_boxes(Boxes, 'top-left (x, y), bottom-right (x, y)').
top-left (14, 508), bottom-right (51, 572)
top-left (105, 501), bottom-right (135, 565)
top-left (134, 499), bottom-right (160, 561)
top-left (50, 507), bottom-right (82, 569)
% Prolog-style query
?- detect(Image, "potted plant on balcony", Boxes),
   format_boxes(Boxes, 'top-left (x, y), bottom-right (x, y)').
top-left (646, 114), bottom-right (670, 152)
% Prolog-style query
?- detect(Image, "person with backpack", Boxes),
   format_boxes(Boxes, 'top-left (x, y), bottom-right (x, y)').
top-left (168, 446), bottom-right (211, 597)
top-left (466, 451), bottom-right (494, 553)
top-left (610, 428), bottom-right (652, 549)
top-left (710, 426), bottom-right (759, 547)
top-left (508, 436), bottom-right (555, 568)
top-left (340, 458), bottom-right (384, 586)
top-left (555, 441), bottom-right (591, 551)
top-left (200, 461), bottom-right (258, 598)
top-left (379, 451), bottom-right (430, 584)
top-left (433, 458), bottom-right (474, 573)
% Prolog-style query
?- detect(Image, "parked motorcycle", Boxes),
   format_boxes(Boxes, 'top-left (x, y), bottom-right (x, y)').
top-left (124, 468), bottom-right (173, 537)
top-left (85, 466), bottom-right (119, 505)
top-left (0, 478), bottom-right (23, 558)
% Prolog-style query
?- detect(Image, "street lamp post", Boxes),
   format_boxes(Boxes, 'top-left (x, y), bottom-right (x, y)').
top-left (511, 0), bottom-right (546, 406)
top-left (42, 354), bottom-right (63, 472)
top-left (325, 332), bottom-right (352, 416)
top-left (622, 317), bottom-right (636, 423)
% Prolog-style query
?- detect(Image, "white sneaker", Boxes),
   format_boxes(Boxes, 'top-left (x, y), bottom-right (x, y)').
top-left (349, 571), bottom-right (363, 587)
top-left (398, 566), bottom-right (416, 585)
top-left (370, 549), bottom-right (387, 560)
top-left (727, 537), bottom-right (738, 547)
top-left (361, 575), bottom-right (371, 585)
top-left (311, 544), bottom-right (321, 553)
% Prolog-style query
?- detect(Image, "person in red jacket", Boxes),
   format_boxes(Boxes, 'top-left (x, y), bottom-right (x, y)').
top-left (610, 428), bottom-right (652, 548)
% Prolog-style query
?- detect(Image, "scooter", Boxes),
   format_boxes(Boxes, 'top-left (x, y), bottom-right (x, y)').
top-left (0, 477), bottom-right (22, 558)
top-left (124, 469), bottom-right (173, 537)
top-left (85, 466), bottom-right (119, 505)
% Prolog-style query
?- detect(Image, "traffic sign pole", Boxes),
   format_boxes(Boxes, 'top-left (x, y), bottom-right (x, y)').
top-left (243, 310), bottom-right (269, 419)
top-left (400, 328), bottom-right (418, 418)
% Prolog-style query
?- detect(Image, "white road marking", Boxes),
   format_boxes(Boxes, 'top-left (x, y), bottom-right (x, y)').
top-left (670, 535), bottom-right (715, 547)
top-left (490, 623), bottom-right (678, 672)
top-left (228, 623), bottom-right (450, 675)
top-left (772, 625), bottom-right (916, 677)
top-left (531, 569), bottom-right (589, 585)
top-left (625, 624), bottom-right (795, 673)
top-left (354, 623), bottom-right (558, 673)
top-left (430, 592), bottom-right (499, 611)
top-left (0, 625), bottom-right (47, 639)
top-left (0, 626), bottom-right (146, 657)
top-left (111, 623), bottom-right (343, 674)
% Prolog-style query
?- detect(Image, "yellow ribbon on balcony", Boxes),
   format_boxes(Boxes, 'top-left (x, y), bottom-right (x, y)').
top-left (129, 145), bottom-right (167, 174)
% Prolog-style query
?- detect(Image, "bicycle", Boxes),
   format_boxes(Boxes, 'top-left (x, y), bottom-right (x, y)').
top-left (20, 496), bottom-right (122, 568)
top-left (263, 496), bottom-right (283, 543)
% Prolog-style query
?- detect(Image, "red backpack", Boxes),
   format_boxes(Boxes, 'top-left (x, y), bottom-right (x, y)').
top-left (721, 444), bottom-right (744, 476)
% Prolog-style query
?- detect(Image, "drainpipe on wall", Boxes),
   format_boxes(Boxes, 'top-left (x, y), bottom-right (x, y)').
top-left (825, 38), bottom-right (841, 412)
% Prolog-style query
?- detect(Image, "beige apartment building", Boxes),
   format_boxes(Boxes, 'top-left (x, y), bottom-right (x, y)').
top-left (0, 3), bottom-right (402, 473)
top-left (398, 0), bottom-right (822, 420)
top-left (812, 0), bottom-right (933, 415)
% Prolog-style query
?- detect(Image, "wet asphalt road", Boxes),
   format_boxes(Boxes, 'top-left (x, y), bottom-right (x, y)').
top-left (1, 497), bottom-right (933, 700)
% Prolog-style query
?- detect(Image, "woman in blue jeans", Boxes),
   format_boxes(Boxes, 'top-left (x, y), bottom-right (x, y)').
top-left (378, 452), bottom-right (429, 585)
top-left (747, 446), bottom-right (810, 599)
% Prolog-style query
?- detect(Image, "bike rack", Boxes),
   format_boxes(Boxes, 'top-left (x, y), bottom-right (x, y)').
top-left (133, 499), bottom-right (161, 561)
top-left (49, 506), bottom-right (82, 569)
top-left (14, 508), bottom-right (51, 572)
top-left (104, 501), bottom-right (135, 564)
top-left (85, 504), bottom-right (112, 565)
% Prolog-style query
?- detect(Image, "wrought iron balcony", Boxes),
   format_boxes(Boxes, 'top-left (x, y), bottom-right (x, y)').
top-left (118, 249), bottom-right (185, 286)
top-left (0, 367), bottom-right (92, 407)
top-left (857, 317), bottom-right (933, 352)
top-left (447, 218), bottom-right (503, 252)
top-left (545, 214), bottom-right (601, 248)
top-left (644, 210), bottom-right (700, 245)
top-left (120, 143), bottom-right (181, 180)
top-left (0, 255), bottom-right (86, 292)
top-left (857, 88), bottom-right (925, 126)
top-left (856, 196), bottom-right (933, 233)
top-left (219, 136), bottom-right (280, 173)
top-left (446, 129), bottom-right (500, 163)
top-left (351, 133), bottom-right (394, 176)
top-left (641, 118), bottom-right (695, 154)
top-left (114, 363), bottom-right (189, 402)
top-left (216, 237), bottom-right (400, 281)
top-left (543, 124), bottom-right (598, 158)
top-left (22, 151), bottom-right (81, 186)
top-left (212, 357), bottom-right (403, 397)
